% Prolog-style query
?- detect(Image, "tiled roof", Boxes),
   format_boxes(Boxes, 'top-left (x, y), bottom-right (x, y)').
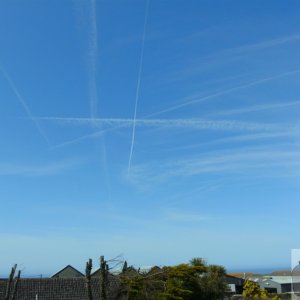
top-left (0, 277), bottom-right (124, 300)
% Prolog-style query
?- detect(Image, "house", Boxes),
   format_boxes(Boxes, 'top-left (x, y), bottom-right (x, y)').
top-left (250, 275), bottom-right (300, 293)
top-left (224, 274), bottom-right (245, 294)
top-left (91, 268), bottom-right (101, 277)
top-left (51, 265), bottom-right (84, 278)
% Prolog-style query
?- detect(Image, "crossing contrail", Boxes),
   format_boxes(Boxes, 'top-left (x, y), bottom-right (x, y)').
top-left (0, 65), bottom-right (50, 144)
top-left (88, 0), bottom-right (98, 120)
top-left (128, 0), bottom-right (150, 172)
top-left (87, 0), bottom-right (112, 201)
top-left (147, 69), bottom-right (300, 117)
top-left (39, 116), bottom-right (279, 131)
top-left (38, 116), bottom-right (287, 150)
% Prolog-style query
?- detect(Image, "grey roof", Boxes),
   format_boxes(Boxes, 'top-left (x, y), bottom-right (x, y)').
top-left (0, 277), bottom-right (124, 300)
top-left (268, 276), bottom-right (300, 284)
top-left (51, 265), bottom-right (84, 278)
top-left (224, 274), bottom-right (245, 286)
top-left (250, 275), bottom-right (300, 284)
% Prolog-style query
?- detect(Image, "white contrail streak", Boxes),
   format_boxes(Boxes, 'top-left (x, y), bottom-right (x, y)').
top-left (148, 69), bottom-right (300, 117)
top-left (88, 0), bottom-right (98, 120)
top-left (50, 129), bottom-right (106, 150)
top-left (40, 116), bottom-right (287, 150)
top-left (87, 0), bottom-right (111, 201)
top-left (128, 0), bottom-right (150, 172)
top-left (157, 131), bottom-right (299, 153)
top-left (48, 123), bottom-right (128, 150)
top-left (228, 33), bottom-right (300, 54)
top-left (39, 116), bottom-right (279, 131)
top-left (210, 101), bottom-right (300, 116)
top-left (0, 66), bottom-right (50, 144)
top-left (42, 67), bottom-right (300, 150)
top-left (208, 33), bottom-right (300, 60)
top-left (128, 148), bottom-right (300, 185)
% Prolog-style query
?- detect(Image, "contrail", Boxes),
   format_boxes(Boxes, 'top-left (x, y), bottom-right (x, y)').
top-left (50, 129), bottom-right (107, 150)
top-left (210, 100), bottom-right (300, 117)
top-left (147, 69), bottom-right (300, 117)
top-left (48, 123), bottom-right (127, 150)
top-left (157, 130), bottom-right (299, 153)
top-left (39, 116), bottom-right (285, 150)
top-left (39, 116), bottom-right (279, 131)
top-left (128, 0), bottom-right (150, 172)
top-left (226, 33), bottom-right (300, 54)
top-left (87, 0), bottom-right (111, 202)
top-left (44, 68), bottom-right (300, 150)
top-left (88, 0), bottom-right (98, 120)
top-left (206, 33), bottom-right (300, 61)
top-left (0, 65), bottom-right (50, 144)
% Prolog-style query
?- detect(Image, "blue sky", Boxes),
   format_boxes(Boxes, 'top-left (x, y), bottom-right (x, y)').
top-left (1, 0), bottom-right (300, 276)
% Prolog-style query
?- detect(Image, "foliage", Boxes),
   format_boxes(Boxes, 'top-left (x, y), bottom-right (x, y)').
top-left (85, 259), bottom-right (93, 300)
top-left (119, 258), bottom-right (228, 300)
top-left (242, 280), bottom-right (280, 300)
top-left (271, 296), bottom-right (281, 300)
top-left (197, 264), bottom-right (229, 300)
top-left (119, 266), bottom-right (164, 300)
top-left (157, 263), bottom-right (205, 300)
top-left (5, 264), bottom-right (21, 300)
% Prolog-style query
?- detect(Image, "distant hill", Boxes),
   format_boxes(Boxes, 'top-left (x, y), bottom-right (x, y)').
top-left (228, 269), bottom-right (300, 278)
top-left (271, 270), bottom-right (300, 276)
top-left (228, 272), bottom-right (256, 279)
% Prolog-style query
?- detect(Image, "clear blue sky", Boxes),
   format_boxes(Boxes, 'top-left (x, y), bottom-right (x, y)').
top-left (1, 0), bottom-right (300, 276)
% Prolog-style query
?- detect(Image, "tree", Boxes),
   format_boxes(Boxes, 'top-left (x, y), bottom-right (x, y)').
top-left (242, 280), bottom-right (280, 300)
top-left (100, 256), bottom-right (108, 300)
top-left (119, 265), bottom-right (164, 300)
top-left (117, 258), bottom-right (229, 300)
top-left (196, 264), bottom-right (229, 300)
top-left (85, 258), bottom-right (93, 300)
top-left (5, 264), bottom-right (21, 300)
top-left (157, 258), bottom-right (227, 300)
top-left (243, 280), bottom-right (268, 299)
top-left (122, 261), bottom-right (128, 274)
top-left (157, 264), bottom-right (204, 300)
